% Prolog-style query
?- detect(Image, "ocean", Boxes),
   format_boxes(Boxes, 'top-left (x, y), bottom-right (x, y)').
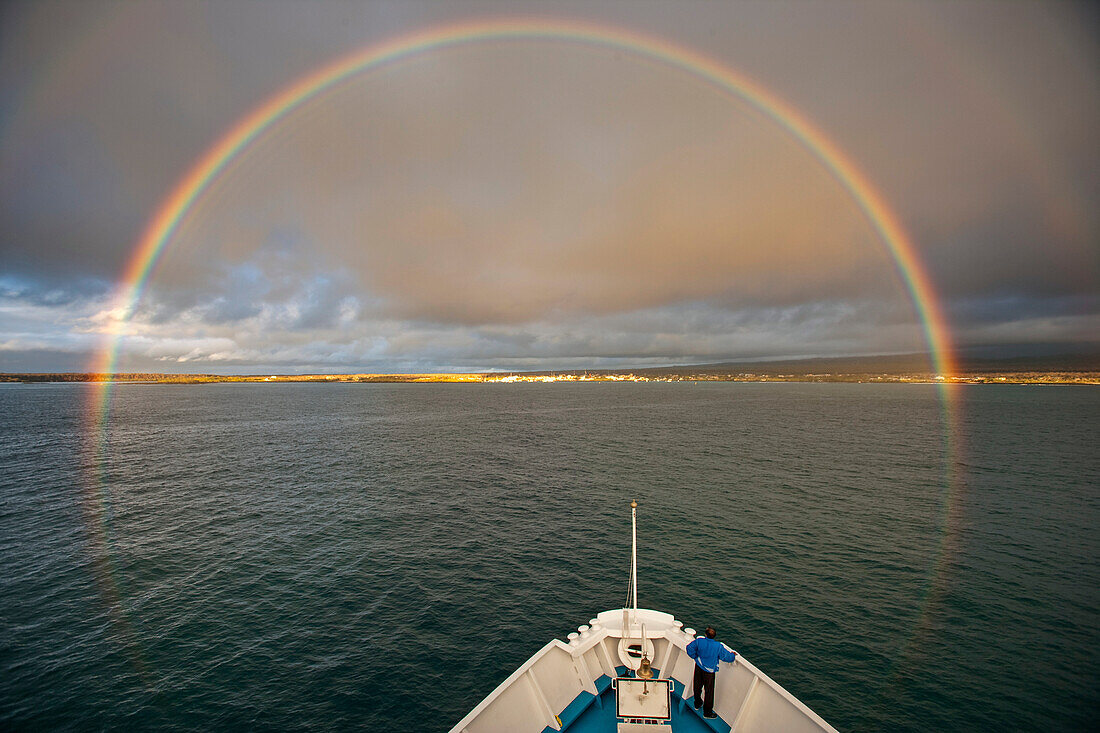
top-left (1, 382), bottom-right (1096, 731)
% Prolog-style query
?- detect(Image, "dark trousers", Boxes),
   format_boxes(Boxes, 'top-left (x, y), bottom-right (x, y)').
top-left (693, 665), bottom-right (716, 715)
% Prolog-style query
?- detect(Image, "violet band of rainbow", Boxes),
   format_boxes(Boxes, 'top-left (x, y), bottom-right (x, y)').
top-left (88, 17), bottom-right (955, 377)
top-left (83, 19), bottom-right (962, 683)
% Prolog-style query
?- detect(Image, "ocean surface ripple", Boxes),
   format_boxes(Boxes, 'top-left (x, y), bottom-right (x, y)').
top-left (1, 382), bottom-right (1096, 731)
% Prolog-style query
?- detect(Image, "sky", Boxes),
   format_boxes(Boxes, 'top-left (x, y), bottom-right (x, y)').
top-left (1, 0), bottom-right (1097, 374)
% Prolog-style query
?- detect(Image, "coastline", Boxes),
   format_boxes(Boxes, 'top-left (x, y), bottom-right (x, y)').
top-left (3, 371), bottom-right (1097, 385)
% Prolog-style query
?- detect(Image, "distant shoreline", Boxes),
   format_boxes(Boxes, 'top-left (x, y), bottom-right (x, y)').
top-left (6, 352), bottom-right (1098, 385)
top-left (3, 371), bottom-right (1097, 385)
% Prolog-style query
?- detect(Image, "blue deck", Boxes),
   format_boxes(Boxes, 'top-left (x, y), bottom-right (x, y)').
top-left (542, 669), bottom-right (730, 733)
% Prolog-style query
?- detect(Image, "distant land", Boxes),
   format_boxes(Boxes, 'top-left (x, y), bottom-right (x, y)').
top-left (3, 353), bottom-right (1097, 384)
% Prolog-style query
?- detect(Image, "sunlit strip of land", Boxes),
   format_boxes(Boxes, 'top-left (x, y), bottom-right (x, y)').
top-left (4, 359), bottom-right (1098, 386)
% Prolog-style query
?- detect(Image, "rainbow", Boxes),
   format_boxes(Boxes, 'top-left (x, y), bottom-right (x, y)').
top-left (89, 16), bottom-right (955, 377)
top-left (84, 18), bottom-right (961, 683)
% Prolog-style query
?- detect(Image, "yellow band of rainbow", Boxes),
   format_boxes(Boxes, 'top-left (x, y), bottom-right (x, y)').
top-left (90, 17), bottom-right (954, 376)
top-left (82, 18), bottom-right (962, 686)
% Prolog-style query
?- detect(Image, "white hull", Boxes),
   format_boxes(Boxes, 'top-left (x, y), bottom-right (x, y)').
top-left (450, 607), bottom-right (838, 733)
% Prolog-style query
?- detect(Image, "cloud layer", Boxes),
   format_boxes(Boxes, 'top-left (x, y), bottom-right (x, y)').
top-left (1, 0), bottom-right (1096, 372)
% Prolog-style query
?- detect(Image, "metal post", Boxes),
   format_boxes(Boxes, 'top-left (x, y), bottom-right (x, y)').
top-left (631, 500), bottom-right (638, 619)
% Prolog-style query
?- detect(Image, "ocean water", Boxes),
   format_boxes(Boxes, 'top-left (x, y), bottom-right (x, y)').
top-left (1, 382), bottom-right (1096, 731)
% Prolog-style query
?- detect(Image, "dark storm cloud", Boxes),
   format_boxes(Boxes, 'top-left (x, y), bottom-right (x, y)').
top-left (0, 273), bottom-right (108, 307)
top-left (119, 297), bottom-right (927, 370)
top-left (0, 0), bottom-right (430, 283)
top-left (1, 0), bottom-right (1097, 372)
top-left (951, 294), bottom-right (1100, 331)
top-left (922, 207), bottom-right (1099, 302)
top-left (130, 238), bottom-right (366, 337)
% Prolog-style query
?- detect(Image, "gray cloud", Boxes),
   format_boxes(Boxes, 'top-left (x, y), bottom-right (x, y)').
top-left (1, 0), bottom-right (1096, 372)
top-left (151, 43), bottom-right (900, 325)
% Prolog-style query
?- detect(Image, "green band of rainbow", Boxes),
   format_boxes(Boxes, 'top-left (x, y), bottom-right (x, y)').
top-left (83, 17), bottom-right (961, 689)
top-left (89, 16), bottom-right (954, 376)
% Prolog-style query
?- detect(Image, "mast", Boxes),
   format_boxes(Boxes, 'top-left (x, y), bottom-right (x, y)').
top-left (631, 499), bottom-right (638, 620)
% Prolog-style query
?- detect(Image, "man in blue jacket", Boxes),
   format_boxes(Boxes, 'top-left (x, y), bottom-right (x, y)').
top-left (686, 626), bottom-right (737, 719)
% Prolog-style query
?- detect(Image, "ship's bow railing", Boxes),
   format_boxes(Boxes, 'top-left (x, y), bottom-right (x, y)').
top-left (449, 608), bottom-right (836, 733)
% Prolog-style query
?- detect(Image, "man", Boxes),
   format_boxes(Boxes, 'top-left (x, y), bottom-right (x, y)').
top-left (686, 626), bottom-right (737, 719)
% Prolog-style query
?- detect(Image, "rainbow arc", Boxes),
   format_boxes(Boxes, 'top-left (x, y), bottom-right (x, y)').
top-left (89, 17), bottom-right (954, 377)
top-left (84, 18), bottom-right (961, 684)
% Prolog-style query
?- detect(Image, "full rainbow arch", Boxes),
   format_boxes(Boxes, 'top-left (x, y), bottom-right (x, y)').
top-left (83, 16), bottom-right (962, 686)
top-left (89, 16), bottom-right (955, 377)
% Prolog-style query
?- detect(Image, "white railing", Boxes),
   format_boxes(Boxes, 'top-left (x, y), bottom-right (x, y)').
top-left (449, 608), bottom-right (837, 733)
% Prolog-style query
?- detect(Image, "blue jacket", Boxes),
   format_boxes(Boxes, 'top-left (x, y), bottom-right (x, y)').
top-left (686, 636), bottom-right (737, 673)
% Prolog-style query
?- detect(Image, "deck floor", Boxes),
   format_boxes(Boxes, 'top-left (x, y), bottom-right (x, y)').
top-left (549, 682), bottom-right (731, 733)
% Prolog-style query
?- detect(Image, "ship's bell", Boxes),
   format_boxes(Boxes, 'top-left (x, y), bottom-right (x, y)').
top-left (637, 654), bottom-right (653, 680)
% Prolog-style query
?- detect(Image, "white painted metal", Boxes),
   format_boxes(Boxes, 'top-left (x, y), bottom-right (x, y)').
top-left (729, 675), bottom-right (760, 731)
top-left (630, 500), bottom-right (638, 617)
top-left (526, 669), bottom-right (559, 731)
top-left (448, 504), bottom-right (837, 732)
top-left (447, 607), bottom-right (838, 733)
top-left (615, 678), bottom-right (670, 719)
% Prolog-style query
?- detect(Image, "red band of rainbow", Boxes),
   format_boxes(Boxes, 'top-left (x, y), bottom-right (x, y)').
top-left (89, 17), bottom-right (954, 377)
top-left (84, 20), bottom-right (961, 685)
